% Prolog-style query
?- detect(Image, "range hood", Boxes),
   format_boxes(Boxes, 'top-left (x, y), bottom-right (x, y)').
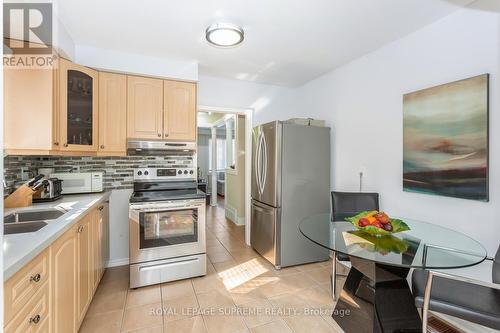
top-left (127, 140), bottom-right (196, 155)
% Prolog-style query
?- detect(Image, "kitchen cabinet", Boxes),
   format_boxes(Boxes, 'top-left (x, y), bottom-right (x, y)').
top-left (51, 223), bottom-right (78, 333)
top-left (4, 283), bottom-right (50, 333)
top-left (127, 75), bottom-right (163, 140)
top-left (164, 80), bottom-right (197, 141)
top-left (59, 58), bottom-right (99, 152)
top-left (98, 72), bottom-right (127, 155)
top-left (3, 52), bottom-right (59, 155)
top-left (96, 202), bottom-right (109, 281)
top-left (76, 211), bottom-right (92, 325)
top-left (4, 249), bottom-right (49, 325)
top-left (127, 76), bottom-right (197, 141)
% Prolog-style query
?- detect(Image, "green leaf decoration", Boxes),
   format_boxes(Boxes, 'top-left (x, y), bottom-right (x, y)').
top-left (345, 211), bottom-right (410, 236)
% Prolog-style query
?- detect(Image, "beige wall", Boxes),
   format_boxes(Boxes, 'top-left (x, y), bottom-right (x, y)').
top-left (225, 115), bottom-right (246, 224)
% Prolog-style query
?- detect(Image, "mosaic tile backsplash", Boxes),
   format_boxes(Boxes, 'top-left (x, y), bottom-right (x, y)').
top-left (4, 155), bottom-right (194, 191)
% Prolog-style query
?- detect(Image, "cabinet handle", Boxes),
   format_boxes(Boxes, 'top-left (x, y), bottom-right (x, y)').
top-left (54, 142), bottom-right (59, 146)
top-left (29, 314), bottom-right (41, 324)
top-left (63, 143), bottom-right (68, 147)
top-left (98, 205), bottom-right (104, 211)
top-left (77, 225), bottom-right (84, 233)
top-left (100, 145), bottom-right (105, 149)
top-left (157, 133), bottom-right (161, 137)
top-left (30, 273), bottom-right (41, 283)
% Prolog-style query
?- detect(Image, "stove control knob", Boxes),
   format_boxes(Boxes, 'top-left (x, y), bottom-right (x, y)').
top-left (184, 170), bottom-right (188, 175)
top-left (178, 170), bottom-right (182, 175)
top-left (189, 170), bottom-right (194, 175)
top-left (144, 171), bottom-right (149, 176)
top-left (137, 171), bottom-right (143, 176)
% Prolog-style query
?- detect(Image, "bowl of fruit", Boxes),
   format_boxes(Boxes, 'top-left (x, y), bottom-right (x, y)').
top-left (345, 211), bottom-right (410, 236)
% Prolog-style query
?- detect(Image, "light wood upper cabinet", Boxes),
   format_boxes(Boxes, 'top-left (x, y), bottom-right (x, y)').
top-left (59, 58), bottom-right (99, 152)
top-left (98, 72), bottom-right (127, 155)
top-left (4, 54), bottom-right (59, 154)
top-left (51, 224), bottom-right (78, 333)
top-left (163, 80), bottom-right (197, 141)
top-left (127, 75), bottom-right (163, 140)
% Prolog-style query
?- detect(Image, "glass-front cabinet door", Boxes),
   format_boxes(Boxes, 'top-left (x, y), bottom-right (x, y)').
top-left (59, 58), bottom-right (99, 152)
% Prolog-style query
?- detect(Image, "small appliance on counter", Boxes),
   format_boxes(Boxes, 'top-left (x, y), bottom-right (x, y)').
top-left (32, 178), bottom-right (63, 202)
top-left (50, 172), bottom-right (103, 194)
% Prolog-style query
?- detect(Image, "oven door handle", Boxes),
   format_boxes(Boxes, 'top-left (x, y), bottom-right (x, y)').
top-left (129, 203), bottom-right (204, 211)
top-left (138, 257), bottom-right (199, 271)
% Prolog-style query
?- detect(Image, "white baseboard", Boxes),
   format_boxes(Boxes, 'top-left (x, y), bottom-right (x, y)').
top-left (225, 203), bottom-right (245, 226)
top-left (106, 258), bottom-right (129, 268)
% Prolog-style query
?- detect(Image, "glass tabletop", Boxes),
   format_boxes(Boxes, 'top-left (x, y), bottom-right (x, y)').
top-left (299, 214), bottom-right (487, 269)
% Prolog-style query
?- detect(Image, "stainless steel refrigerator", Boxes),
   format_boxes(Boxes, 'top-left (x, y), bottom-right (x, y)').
top-left (251, 121), bottom-right (330, 268)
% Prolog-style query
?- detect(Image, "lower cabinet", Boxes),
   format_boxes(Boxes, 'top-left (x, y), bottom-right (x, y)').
top-left (77, 212), bottom-right (92, 325)
top-left (51, 224), bottom-right (78, 333)
top-left (4, 204), bottom-right (109, 333)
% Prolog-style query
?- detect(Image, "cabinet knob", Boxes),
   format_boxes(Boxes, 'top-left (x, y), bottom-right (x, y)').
top-left (157, 133), bottom-right (161, 137)
top-left (29, 314), bottom-right (41, 324)
top-left (63, 143), bottom-right (68, 147)
top-left (30, 273), bottom-right (41, 283)
top-left (100, 145), bottom-right (105, 149)
top-left (98, 205), bottom-right (104, 211)
top-left (164, 133), bottom-right (169, 137)
top-left (77, 225), bottom-right (83, 233)
top-left (54, 142), bottom-right (59, 146)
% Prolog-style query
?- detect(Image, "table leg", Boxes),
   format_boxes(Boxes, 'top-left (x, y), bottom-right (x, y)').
top-left (332, 256), bottom-right (422, 333)
top-left (332, 252), bottom-right (337, 301)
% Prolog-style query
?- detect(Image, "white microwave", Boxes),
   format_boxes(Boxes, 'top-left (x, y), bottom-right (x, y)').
top-left (50, 172), bottom-right (104, 194)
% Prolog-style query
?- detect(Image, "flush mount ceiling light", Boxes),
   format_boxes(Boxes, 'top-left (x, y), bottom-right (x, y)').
top-left (205, 23), bottom-right (244, 48)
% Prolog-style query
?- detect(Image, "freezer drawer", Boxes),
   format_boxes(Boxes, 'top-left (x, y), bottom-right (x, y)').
top-left (250, 200), bottom-right (279, 266)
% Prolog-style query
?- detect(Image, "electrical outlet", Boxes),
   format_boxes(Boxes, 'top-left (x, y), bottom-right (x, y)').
top-left (359, 166), bottom-right (367, 178)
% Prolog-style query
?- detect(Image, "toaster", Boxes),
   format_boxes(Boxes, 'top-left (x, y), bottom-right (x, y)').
top-left (33, 178), bottom-right (63, 202)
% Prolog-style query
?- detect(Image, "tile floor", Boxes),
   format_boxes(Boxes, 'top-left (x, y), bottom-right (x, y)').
top-left (80, 198), bottom-right (346, 333)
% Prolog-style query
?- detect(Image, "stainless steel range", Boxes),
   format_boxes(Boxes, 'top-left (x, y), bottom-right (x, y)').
top-left (129, 166), bottom-right (207, 288)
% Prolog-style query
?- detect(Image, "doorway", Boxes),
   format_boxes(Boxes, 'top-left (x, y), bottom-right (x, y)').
top-left (197, 106), bottom-right (253, 245)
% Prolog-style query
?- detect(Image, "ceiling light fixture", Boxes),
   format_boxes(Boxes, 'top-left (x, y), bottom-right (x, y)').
top-left (205, 23), bottom-right (244, 48)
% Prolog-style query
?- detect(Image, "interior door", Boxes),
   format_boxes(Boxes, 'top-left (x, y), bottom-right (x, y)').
top-left (250, 200), bottom-right (278, 266)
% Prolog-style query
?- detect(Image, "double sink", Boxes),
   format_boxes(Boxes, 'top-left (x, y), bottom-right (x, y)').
top-left (4, 208), bottom-right (67, 235)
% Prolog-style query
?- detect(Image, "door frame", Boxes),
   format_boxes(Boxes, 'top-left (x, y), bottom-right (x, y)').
top-left (198, 105), bottom-right (253, 246)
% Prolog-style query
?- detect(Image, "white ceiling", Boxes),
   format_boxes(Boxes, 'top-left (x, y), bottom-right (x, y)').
top-left (57, 0), bottom-right (474, 87)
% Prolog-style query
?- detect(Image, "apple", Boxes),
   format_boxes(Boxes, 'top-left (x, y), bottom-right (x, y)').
top-left (359, 218), bottom-right (369, 227)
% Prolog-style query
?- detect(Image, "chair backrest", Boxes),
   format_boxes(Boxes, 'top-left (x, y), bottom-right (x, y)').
top-left (493, 245), bottom-right (500, 284)
top-left (331, 191), bottom-right (380, 221)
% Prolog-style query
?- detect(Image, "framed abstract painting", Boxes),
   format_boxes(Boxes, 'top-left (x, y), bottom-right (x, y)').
top-left (403, 74), bottom-right (489, 201)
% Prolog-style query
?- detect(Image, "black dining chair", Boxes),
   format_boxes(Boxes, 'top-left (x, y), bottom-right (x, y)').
top-left (330, 191), bottom-right (380, 299)
top-left (412, 245), bottom-right (500, 331)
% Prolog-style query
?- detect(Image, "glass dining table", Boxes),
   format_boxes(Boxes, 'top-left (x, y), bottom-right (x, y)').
top-left (299, 214), bottom-right (487, 333)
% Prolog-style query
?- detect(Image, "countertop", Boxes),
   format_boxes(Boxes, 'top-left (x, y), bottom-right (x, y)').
top-left (3, 192), bottom-right (111, 280)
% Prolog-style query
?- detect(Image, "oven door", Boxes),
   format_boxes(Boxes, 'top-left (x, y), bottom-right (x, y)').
top-left (129, 199), bottom-right (206, 264)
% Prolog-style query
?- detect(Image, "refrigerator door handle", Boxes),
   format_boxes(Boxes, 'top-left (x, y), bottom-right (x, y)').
top-left (255, 132), bottom-right (261, 195)
top-left (256, 131), bottom-right (266, 196)
top-left (261, 132), bottom-right (268, 195)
